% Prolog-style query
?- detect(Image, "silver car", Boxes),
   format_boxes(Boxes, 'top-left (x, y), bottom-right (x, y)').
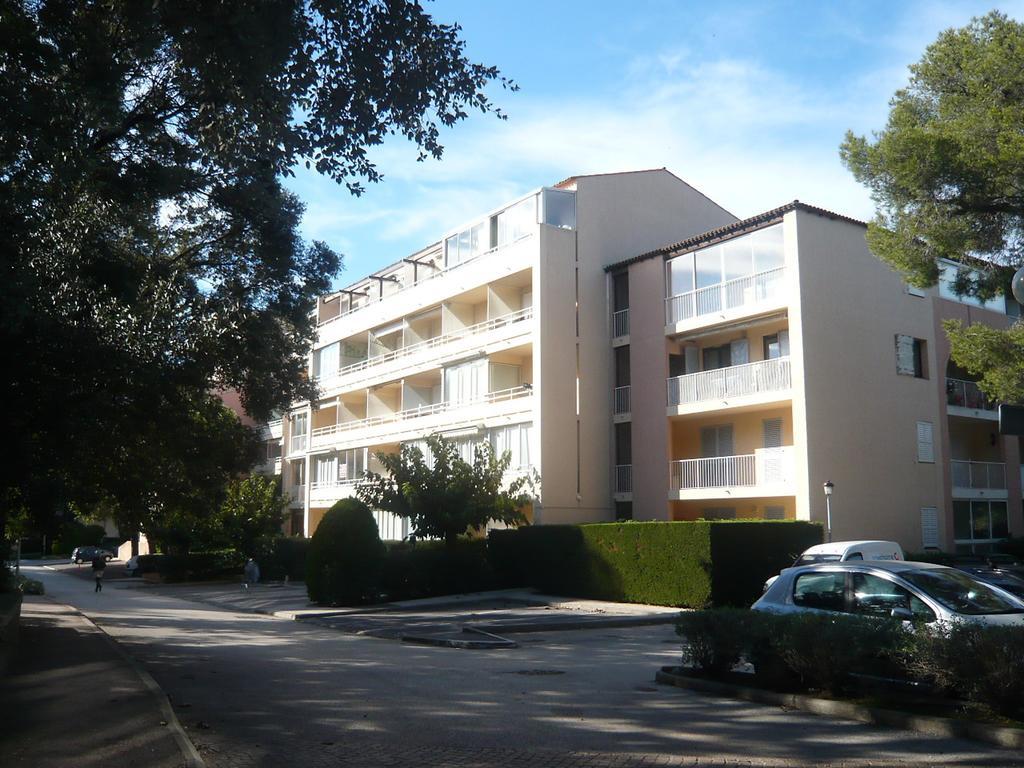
top-left (752, 561), bottom-right (1024, 627)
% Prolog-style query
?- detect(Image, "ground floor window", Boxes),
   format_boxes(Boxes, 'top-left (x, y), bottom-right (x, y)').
top-left (953, 499), bottom-right (1008, 553)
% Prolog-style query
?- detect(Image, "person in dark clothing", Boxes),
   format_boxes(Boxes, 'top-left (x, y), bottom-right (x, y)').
top-left (91, 555), bottom-right (106, 592)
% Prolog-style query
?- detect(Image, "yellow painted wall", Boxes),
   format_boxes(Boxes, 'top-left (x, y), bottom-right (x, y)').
top-left (670, 407), bottom-right (793, 460)
top-left (670, 496), bottom-right (796, 520)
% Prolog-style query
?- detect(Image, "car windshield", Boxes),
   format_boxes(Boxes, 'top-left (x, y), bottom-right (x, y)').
top-left (795, 553), bottom-right (842, 566)
top-left (902, 569), bottom-right (1024, 615)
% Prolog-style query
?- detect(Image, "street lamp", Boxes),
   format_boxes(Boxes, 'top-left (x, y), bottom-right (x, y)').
top-left (823, 481), bottom-right (835, 543)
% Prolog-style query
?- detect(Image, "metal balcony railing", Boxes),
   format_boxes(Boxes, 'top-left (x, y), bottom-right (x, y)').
top-left (316, 307), bottom-right (533, 389)
top-left (665, 267), bottom-right (786, 325)
top-left (613, 385), bottom-right (631, 415)
top-left (612, 308), bottom-right (629, 337)
top-left (614, 464), bottom-right (632, 494)
top-left (668, 357), bottom-right (791, 406)
top-left (669, 447), bottom-right (794, 491)
top-left (951, 460), bottom-right (1006, 490)
top-left (946, 378), bottom-right (996, 411)
top-left (310, 386), bottom-right (532, 445)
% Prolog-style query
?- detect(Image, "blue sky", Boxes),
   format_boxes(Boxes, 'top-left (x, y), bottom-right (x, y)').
top-left (284, 1), bottom-right (1024, 289)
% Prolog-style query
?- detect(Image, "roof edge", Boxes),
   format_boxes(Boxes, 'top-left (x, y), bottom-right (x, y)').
top-left (604, 201), bottom-right (867, 272)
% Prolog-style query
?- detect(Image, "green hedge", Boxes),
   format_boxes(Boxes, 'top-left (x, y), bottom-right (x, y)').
top-left (143, 550), bottom-right (245, 582)
top-left (381, 539), bottom-right (494, 601)
top-left (488, 521), bottom-right (821, 608)
top-left (256, 536), bottom-right (310, 582)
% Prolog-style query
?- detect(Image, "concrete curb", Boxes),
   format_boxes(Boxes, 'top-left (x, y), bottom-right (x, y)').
top-left (469, 612), bottom-right (682, 635)
top-left (401, 627), bottom-right (519, 650)
top-left (56, 599), bottom-right (206, 768)
top-left (655, 667), bottom-right (1024, 751)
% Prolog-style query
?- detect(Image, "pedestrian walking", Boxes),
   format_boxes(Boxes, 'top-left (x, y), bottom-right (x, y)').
top-left (242, 558), bottom-right (260, 590)
top-left (91, 554), bottom-right (106, 592)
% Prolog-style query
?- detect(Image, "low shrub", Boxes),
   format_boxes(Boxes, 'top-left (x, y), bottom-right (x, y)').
top-left (904, 623), bottom-right (1024, 718)
top-left (905, 550), bottom-right (956, 566)
top-left (676, 609), bottom-right (757, 676)
top-left (144, 550), bottom-right (244, 582)
top-left (255, 536), bottom-right (310, 582)
top-left (381, 539), bottom-right (493, 601)
top-left (306, 499), bottom-right (385, 605)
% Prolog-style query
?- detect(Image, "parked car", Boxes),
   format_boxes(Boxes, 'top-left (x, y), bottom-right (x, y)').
top-left (955, 566), bottom-right (1024, 601)
top-left (753, 561), bottom-right (1024, 626)
top-left (763, 540), bottom-right (904, 592)
top-left (71, 546), bottom-right (114, 564)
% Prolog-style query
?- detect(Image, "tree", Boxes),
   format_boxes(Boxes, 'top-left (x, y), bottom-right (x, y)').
top-left (357, 435), bottom-right (531, 547)
top-left (840, 11), bottom-right (1024, 400)
top-left (0, 1), bottom-right (512, 539)
top-left (217, 475), bottom-right (287, 557)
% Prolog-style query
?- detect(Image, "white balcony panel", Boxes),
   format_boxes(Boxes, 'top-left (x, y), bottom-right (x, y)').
top-left (310, 387), bottom-right (533, 453)
top-left (612, 309), bottom-right (629, 338)
top-left (669, 447), bottom-right (795, 500)
top-left (309, 479), bottom-right (362, 507)
top-left (316, 234), bottom-right (536, 347)
top-left (316, 307), bottom-right (533, 395)
top-left (613, 386), bottom-right (631, 417)
top-left (668, 357), bottom-right (791, 416)
top-left (286, 485), bottom-right (305, 507)
top-left (665, 267), bottom-right (788, 335)
top-left (952, 460), bottom-right (1008, 499)
top-left (614, 464), bottom-right (632, 495)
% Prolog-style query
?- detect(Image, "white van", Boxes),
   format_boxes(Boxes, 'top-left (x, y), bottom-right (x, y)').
top-left (763, 540), bottom-right (904, 592)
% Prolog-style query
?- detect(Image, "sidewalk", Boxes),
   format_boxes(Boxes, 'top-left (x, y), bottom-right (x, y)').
top-left (0, 596), bottom-right (195, 768)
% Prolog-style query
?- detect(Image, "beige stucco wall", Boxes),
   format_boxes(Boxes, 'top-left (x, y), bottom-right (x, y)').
top-left (790, 209), bottom-right (943, 550)
top-left (670, 407), bottom-right (793, 459)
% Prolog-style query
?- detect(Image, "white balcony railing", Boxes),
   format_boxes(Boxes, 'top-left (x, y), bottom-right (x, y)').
top-left (668, 357), bottom-right (791, 407)
top-left (310, 477), bottom-right (364, 492)
top-left (951, 460), bottom-right (1006, 490)
top-left (614, 464), bottom-right (633, 494)
top-left (670, 447), bottom-right (794, 491)
top-left (946, 378), bottom-right (996, 411)
top-left (318, 234), bottom-right (534, 327)
top-left (612, 308), bottom-right (629, 337)
top-left (316, 306), bottom-right (533, 390)
top-left (665, 267), bottom-right (786, 325)
top-left (311, 386), bottom-right (532, 444)
top-left (613, 385), bottom-right (631, 415)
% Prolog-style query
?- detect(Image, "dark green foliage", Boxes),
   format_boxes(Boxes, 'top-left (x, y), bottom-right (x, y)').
top-left (1, 1), bottom-right (511, 541)
top-left (306, 499), bottom-right (385, 605)
top-left (905, 550), bottom-right (957, 566)
top-left (358, 435), bottom-right (531, 547)
top-left (488, 521), bottom-right (821, 607)
top-left (676, 608), bottom-right (757, 676)
top-left (904, 623), bottom-right (1024, 718)
top-left (51, 521), bottom-right (107, 556)
top-left (217, 475), bottom-right (286, 557)
top-left (840, 11), bottom-right (1024, 404)
top-left (144, 550), bottom-right (245, 582)
top-left (255, 536), bottom-right (310, 582)
top-left (996, 537), bottom-right (1024, 560)
top-left (381, 540), bottom-right (494, 601)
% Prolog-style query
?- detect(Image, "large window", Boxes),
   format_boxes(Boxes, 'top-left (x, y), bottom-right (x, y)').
top-left (938, 261), bottom-right (1006, 313)
top-left (313, 342), bottom-right (340, 379)
top-left (953, 499), bottom-right (1009, 551)
top-left (666, 224), bottom-right (784, 299)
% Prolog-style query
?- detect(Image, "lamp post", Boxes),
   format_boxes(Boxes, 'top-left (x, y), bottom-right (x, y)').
top-left (823, 481), bottom-right (834, 543)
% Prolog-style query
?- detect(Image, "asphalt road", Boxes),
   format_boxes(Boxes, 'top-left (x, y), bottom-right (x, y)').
top-left (22, 564), bottom-right (1024, 768)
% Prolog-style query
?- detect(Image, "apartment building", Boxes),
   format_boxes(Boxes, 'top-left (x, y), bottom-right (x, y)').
top-left (275, 169), bottom-right (736, 538)
top-left (608, 201), bottom-right (1023, 553)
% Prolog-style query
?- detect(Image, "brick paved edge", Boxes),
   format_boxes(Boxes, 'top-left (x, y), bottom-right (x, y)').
top-left (65, 601), bottom-right (207, 768)
top-left (655, 667), bottom-right (1024, 751)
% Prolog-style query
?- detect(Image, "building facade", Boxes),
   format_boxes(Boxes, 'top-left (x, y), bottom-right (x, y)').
top-left (609, 201), bottom-right (1023, 553)
top-left (264, 173), bottom-right (1022, 555)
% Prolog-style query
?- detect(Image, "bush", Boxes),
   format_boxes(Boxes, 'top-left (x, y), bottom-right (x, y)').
top-left (905, 550), bottom-right (956, 566)
top-left (306, 499), bottom-right (385, 605)
top-left (676, 609), bottom-right (757, 676)
top-left (51, 521), bottom-right (107, 556)
top-left (488, 521), bottom-right (821, 607)
top-left (381, 539), bottom-right (494, 601)
top-left (255, 536), bottom-right (310, 582)
top-left (143, 550), bottom-right (244, 582)
top-left (905, 622), bottom-right (1024, 718)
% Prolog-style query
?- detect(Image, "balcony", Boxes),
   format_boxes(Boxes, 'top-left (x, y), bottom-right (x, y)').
top-left (612, 309), bottom-right (629, 339)
top-left (669, 447), bottom-right (795, 500)
top-left (946, 378), bottom-right (997, 420)
top-left (309, 386), bottom-right (533, 450)
top-left (613, 386), bottom-right (631, 418)
top-left (289, 434), bottom-right (308, 454)
top-left (952, 460), bottom-right (1007, 499)
top-left (287, 485), bottom-right (305, 507)
top-left (668, 357), bottom-right (791, 415)
top-left (614, 464), bottom-right (632, 495)
top-left (309, 478), bottom-right (363, 506)
top-left (316, 307), bottom-right (532, 394)
top-left (665, 267), bottom-right (787, 334)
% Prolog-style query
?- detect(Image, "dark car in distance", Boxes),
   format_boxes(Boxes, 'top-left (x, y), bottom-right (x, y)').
top-left (71, 546), bottom-right (114, 564)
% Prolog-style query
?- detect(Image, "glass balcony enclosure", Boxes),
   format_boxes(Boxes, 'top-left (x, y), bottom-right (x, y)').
top-left (665, 224), bottom-right (785, 323)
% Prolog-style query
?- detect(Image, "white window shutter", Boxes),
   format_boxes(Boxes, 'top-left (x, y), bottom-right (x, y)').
top-left (763, 418), bottom-right (783, 449)
top-left (921, 507), bottom-right (939, 548)
top-left (916, 421), bottom-right (935, 463)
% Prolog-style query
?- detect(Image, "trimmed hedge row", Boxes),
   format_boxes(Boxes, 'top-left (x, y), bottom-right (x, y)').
top-left (488, 521), bottom-right (821, 608)
top-left (381, 540), bottom-right (494, 601)
top-left (138, 550), bottom-right (245, 582)
top-left (677, 609), bottom-right (1024, 718)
